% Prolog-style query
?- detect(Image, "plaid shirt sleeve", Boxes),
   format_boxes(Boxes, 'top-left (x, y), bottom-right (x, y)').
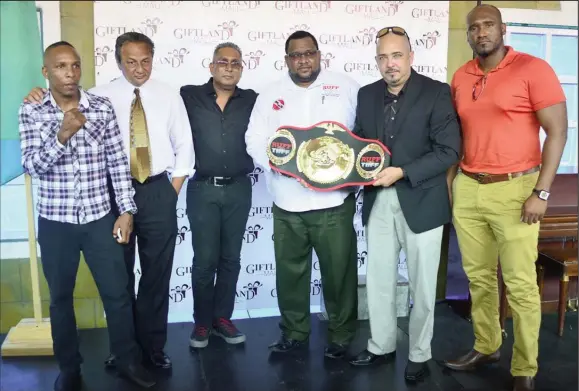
top-left (19, 104), bottom-right (67, 177)
top-left (103, 105), bottom-right (137, 215)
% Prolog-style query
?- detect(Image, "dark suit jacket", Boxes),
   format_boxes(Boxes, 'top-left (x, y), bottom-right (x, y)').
top-left (354, 70), bottom-right (461, 234)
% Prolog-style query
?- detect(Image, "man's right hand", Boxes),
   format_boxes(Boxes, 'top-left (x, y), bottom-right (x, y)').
top-left (57, 108), bottom-right (87, 145)
top-left (23, 87), bottom-right (47, 104)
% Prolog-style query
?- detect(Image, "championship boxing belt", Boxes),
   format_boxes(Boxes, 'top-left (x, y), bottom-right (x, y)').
top-left (266, 121), bottom-right (391, 191)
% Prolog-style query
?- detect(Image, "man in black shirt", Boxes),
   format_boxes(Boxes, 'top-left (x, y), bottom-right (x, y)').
top-left (180, 42), bottom-right (257, 349)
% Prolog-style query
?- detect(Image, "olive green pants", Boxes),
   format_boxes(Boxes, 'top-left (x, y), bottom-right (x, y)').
top-left (273, 194), bottom-right (358, 345)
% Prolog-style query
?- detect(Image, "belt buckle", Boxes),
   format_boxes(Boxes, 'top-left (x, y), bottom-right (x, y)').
top-left (476, 173), bottom-right (488, 184)
top-left (213, 177), bottom-right (224, 187)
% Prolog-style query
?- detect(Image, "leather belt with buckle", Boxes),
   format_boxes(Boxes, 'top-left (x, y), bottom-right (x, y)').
top-left (462, 165), bottom-right (540, 184)
top-left (194, 175), bottom-right (236, 186)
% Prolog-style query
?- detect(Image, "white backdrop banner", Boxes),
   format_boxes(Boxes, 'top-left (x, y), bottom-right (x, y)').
top-left (93, 0), bottom-right (449, 323)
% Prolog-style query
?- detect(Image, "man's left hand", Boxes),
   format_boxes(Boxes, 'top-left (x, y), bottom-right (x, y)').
top-left (373, 167), bottom-right (404, 187)
top-left (113, 213), bottom-right (133, 244)
top-left (521, 194), bottom-right (548, 225)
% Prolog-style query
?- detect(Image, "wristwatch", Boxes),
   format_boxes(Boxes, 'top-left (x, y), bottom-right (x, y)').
top-left (533, 188), bottom-right (550, 201)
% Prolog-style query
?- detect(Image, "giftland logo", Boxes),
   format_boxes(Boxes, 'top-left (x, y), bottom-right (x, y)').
top-left (95, 17), bottom-right (162, 38)
top-left (174, 21), bottom-right (238, 43)
top-left (248, 23), bottom-right (310, 46)
top-left (249, 167), bottom-right (264, 186)
top-left (201, 1), bottom-right (261, 10)
top-left (343, 1), bottom-right (402, 19)
top-left (235, 281), bottom-right (263, 302)
top-left (411, 6), bottom-right (449, 23)
top-left (201, 50), bottom-right (266, 71)
top-left (274, 1), bottom-right (331, 13)
top-left (119, 0), bottom-right (182, 8)
top-left (318, 27), bottom-right (376, 49)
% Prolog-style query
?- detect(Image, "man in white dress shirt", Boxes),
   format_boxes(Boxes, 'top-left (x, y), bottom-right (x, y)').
top-left (25, 32), bottom-right (194, 370)
top-left (245, 31), bottom-right (360, 358)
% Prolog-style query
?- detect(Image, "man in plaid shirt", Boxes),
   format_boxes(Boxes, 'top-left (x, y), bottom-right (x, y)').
top-left (19, 41), bottom-right (155, 391)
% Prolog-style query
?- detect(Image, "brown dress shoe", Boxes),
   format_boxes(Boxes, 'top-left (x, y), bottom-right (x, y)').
top-left (513, 376), bottom-right (534, 391)
top-left (443, 349), bottom-right (500, 371)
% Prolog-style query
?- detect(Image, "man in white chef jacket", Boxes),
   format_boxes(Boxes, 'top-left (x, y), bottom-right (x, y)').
top-left (245, 30), bottom-right (360, 359)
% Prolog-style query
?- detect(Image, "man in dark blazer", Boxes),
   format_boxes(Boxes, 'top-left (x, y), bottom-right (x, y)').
top-left (347, 27), bottom-right (461, 383)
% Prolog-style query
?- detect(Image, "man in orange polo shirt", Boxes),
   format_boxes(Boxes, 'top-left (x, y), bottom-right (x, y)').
top-left (443, 5), bottom-right (568, 391)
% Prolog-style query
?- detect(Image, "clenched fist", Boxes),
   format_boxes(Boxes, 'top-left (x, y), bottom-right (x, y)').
top-left (57, 108), bottom-right (87, 144)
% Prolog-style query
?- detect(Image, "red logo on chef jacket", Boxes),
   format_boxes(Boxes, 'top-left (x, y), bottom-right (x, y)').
top-left (272, 99), bottom-right (285, 111)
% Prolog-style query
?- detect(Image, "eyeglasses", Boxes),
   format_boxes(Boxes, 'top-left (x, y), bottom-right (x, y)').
top-left (472, 75), bottom-right (487, 101)
top-left (213, 59), bottom-right (242, 70)
top-left (376, 26), bottom-right (412, 49)
top-left (286, 50), bottom-right (319, 60)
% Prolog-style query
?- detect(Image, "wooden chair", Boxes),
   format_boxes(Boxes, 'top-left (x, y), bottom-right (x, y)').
top-left (499, 248), bottom-right (578, 337)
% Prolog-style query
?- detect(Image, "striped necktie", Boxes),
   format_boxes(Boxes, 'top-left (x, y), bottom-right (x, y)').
top-left (129, 88), bottom-right (151, 183)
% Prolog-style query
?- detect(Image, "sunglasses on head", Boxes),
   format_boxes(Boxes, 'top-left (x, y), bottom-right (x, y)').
top-left (375, 26), bottom-right (412, 49)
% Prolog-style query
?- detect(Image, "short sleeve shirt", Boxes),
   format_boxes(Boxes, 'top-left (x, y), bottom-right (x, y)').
top-left (451, 46), bottom-right (566, 174)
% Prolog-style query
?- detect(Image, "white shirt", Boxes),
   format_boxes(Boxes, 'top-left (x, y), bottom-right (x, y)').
top-left (245, 70), bottom-right (360, 212)
top-left (90, 77), bottom-right (194, 178)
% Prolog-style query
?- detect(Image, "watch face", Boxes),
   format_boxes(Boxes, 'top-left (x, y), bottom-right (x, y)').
top-left (539, 190), bottom-right (549, 200)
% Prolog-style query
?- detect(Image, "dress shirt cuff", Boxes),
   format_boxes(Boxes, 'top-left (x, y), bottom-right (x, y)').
top-left (118, 198), bottom-right (138, 216)
top-left (170, 168), bottom-right (190, 178)
top-left (54, 133), bottom-right (66, 150)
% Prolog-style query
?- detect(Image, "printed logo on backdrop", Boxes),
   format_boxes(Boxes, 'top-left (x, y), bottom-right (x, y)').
top-left (414, 31), bottom-right (441, 51)
top-left (319, 27), bottom-right (376, 49)
top-left (176, 225), bottom-right (190, 245)
top-left (244, 224), bottom-right (263, 244)
top-left (201, 1), bottom-right (261, 11)
top-left (344, 1), bottom-right (402, 19)
top-left (357, 227), bottom-right (366, 243)
top-left (412, 7), bottom-right (449, 23)
top-left (249, 206), bottom-right (273, 219)
top-left (274, 1), bottom-right (331, 14)
top-left (343, 61), bottom-right (380, 78)
top-left (249, 167), bottom-right (263, 186)
top-left (413, 65), bottom-right (447, 81)
top-left (121, 1), bottom-right (182, 8)
top-left (176, 266), bottom-right (192, 277)
top-left (274, 52), bottom-right (334, 72)
top-left (357, 250), bottom-right (367, 269)
top-left (235, 281), bottom-right (263, 303)
top-left (174, 21), bottom-right (238, 43)
top-left (245, 262), bottom-right (275, 276)
top-left (95, 17), bottom-right (162, 38)
top-left (201, 50), bottom-right (265, 71)
top-left (269, 279), bottom-right (322, 298)
top-left (248, 24), bottom-right (310, 46)
top-left (169, 284), bottom-right (191, 303)
top-left (94, 46), bottom-right (113, 67)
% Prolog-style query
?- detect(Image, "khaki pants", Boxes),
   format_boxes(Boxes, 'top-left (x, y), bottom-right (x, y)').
top-left (452, 171), bottom-right (541, 377)
top-left (366, 187), bottom-right (443, 362)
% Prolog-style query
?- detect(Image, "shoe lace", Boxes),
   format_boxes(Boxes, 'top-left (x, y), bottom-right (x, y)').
top-left (195, 325), bottom-right (209, 336)
top-left (217, 318), bottom-right (237, 333)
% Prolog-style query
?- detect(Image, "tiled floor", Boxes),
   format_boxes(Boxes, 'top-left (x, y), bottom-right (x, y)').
top-left (1, 304), bottom-right (577, 391)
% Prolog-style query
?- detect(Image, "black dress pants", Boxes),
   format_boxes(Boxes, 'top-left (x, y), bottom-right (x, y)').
top-left (186, 175), bottom-right (252, 326)
top-left (109, 173), bottom-right (178, 353)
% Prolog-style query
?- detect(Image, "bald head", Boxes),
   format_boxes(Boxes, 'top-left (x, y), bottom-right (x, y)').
top-left (375, 32), bottom-right (414, 90)
top-left (467, 4), bottom-right (503, 26)
top-left (466, 4), bottom-right (506, 58)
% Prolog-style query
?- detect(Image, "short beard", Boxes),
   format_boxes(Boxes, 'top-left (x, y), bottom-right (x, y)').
top-left (289, 67), bottom-right (321, 85)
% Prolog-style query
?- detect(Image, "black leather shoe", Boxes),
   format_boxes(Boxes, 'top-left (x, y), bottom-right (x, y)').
top-left (104, 353), bottom-right (116, 368)
top-left (268, 335), bottom-right (307, 353)
top-left (117, 363), bottom-right (156, 388)
top-left (324, 343), bottom-right (348, 359)
top-left (405, 360), bottom-right (429, 382)
top-left (147, 350), bottom-right (172, 369)
top-left (54, 370), bottom-right (81, 391)
top-left (349, 349), bottom-right (395, 366)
